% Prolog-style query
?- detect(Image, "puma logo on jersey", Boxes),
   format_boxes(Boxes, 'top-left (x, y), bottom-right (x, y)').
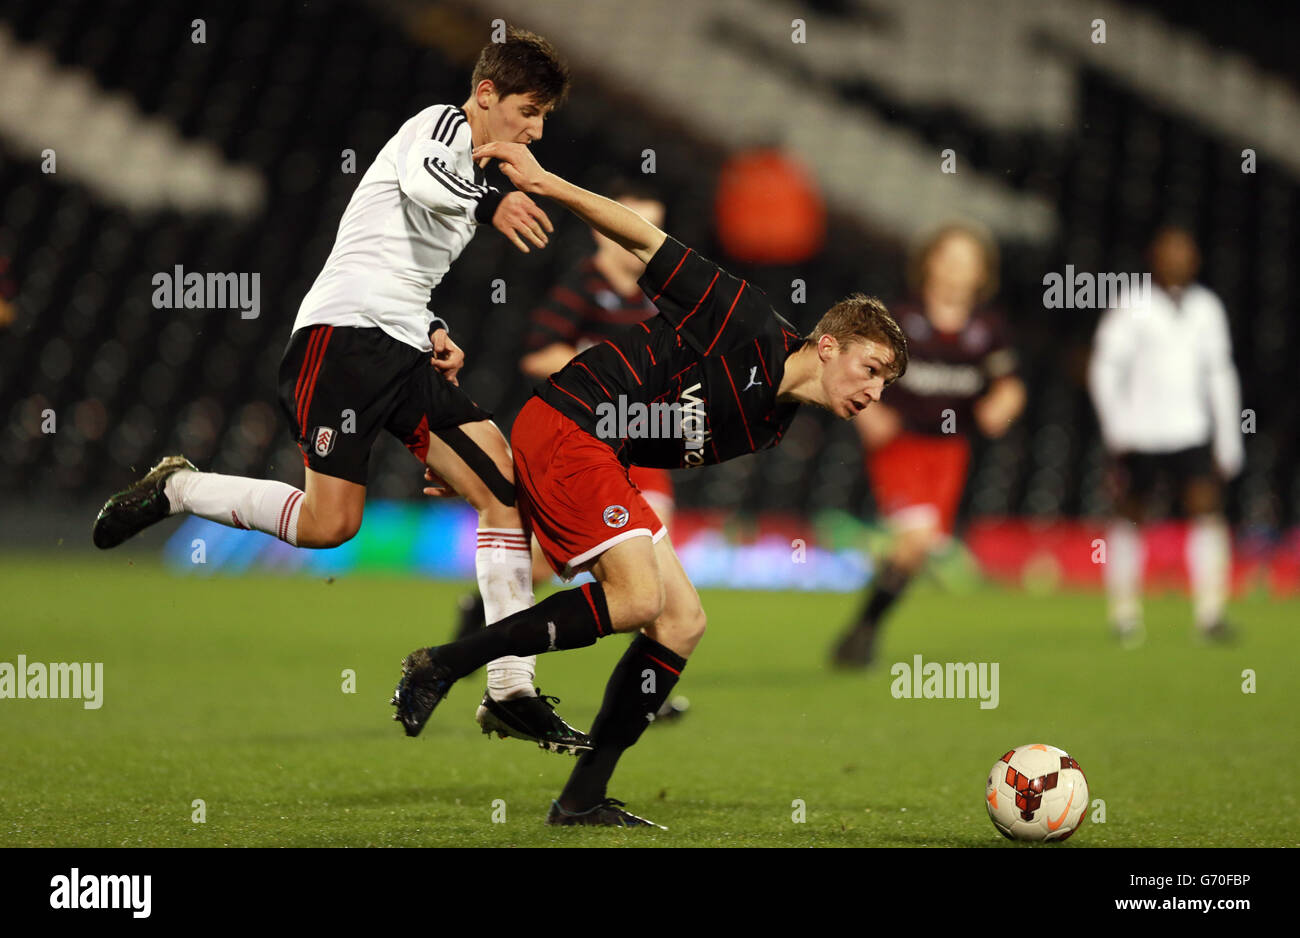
top-left (743, 366), bottom-right (763, 391)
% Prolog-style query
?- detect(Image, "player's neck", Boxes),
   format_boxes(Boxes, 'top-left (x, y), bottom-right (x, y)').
top-left (462, 97), bottom-right (484, 150)
top-left (776, 344), bottom-right (824, 408)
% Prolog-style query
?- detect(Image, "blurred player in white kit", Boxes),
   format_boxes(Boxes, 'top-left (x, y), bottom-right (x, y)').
top-left (1088, 225), bottom-right (1243, 645)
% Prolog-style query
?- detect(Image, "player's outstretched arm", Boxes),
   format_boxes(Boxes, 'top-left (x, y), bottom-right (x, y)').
top-left (474, 142), bottom-right (667, 264)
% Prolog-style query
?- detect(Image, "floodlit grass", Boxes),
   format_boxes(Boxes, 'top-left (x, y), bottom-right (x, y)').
top-left (2, 554), bottom-right (1295, 847)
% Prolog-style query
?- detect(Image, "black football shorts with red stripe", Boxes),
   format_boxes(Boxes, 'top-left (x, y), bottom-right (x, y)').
top-left (277, 324), bottom-right (491, 486)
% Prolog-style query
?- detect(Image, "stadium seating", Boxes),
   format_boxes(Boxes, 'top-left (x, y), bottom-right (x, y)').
top-left (1, 0), bottom-right (1296, 535)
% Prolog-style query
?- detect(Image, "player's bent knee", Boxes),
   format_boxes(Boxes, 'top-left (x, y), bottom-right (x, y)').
top-left (682, 605), bottom-right (706, 643)
top-left (893, 531), bottom-right (934, 571)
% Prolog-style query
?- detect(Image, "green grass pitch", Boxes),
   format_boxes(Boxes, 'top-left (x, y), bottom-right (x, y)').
top-left (2, 553), bottom-right (1295, 847)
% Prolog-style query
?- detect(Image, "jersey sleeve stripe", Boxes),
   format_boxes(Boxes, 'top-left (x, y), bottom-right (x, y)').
top-left (676, 270), bottom-right (720, 331)
top-left (439, 113), bottom-right (467, 145)
top-left (572, 361), bottom-right (613, 399)
top-left (423, 158), bottom-right (482, 200)
top-left (434, 156), bottom-right (486, 195)
top-left (431, 107), bottom-right (454, 141)
top-left (547, 378), bottom-right (595, 414)
top-left (650, 248), bottom-right (693, 303)
top-left (719, 354), bottom-right (756, 452)
top-left (703, 280), bottom-right (747, 355)
top-left (754, 338), bottom-right (771, 385)
top-left (601, 339), bottom-right (643, 385)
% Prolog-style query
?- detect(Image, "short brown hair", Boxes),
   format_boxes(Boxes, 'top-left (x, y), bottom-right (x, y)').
top-left (471, 27), bottom-right (570, 109)
top-left (907, 221), bottom-right (1000, 303)
top-left (808, 293), bottom-right (908, 382)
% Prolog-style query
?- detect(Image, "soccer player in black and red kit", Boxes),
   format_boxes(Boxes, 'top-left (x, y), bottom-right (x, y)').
top-left (517, 181), bottom-right (677, 540)
top-left (448, 182), bottom-right (688, 722)
top-left (392, 142), bottom-right (909, 827)
top-left (452, 182), bottom-right (676, 628)
top-left (831, 223), bottom-right (1026, 667)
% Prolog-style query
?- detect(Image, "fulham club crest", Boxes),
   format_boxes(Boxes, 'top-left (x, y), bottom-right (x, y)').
top-left (603, 505), bottom-right (629, 528)
top-left (312, 426), bottom-right (337, 457)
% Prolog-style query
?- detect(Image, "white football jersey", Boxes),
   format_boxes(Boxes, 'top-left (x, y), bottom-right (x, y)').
top-left (293, 104), bottom-right (504, 351)
top-left (1088, 283), bottom-right (1243, 476)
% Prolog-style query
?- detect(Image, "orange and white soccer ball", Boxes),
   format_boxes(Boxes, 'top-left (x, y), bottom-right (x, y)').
top-left (985, 744), bottom-right (1089, 842)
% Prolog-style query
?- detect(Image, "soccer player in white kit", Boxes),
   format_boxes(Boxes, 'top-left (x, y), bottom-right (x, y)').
top-left (93, 29), bottom-right (593, 752)
top-left (1088, 226), bottom-right (1244, 645)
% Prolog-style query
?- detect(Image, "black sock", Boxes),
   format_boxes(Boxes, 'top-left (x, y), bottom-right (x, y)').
top-left (435, 582), bottom-right (613, 680)
top-left (856, 561), bottom-right (911, 630)
top-left (558, 634), bottom-right (687, 811)
top-left (458, 591), bottom-right (485, 627)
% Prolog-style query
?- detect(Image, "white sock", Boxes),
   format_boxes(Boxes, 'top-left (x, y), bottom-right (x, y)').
top-left (164, 469), bottom-right (304, 546)
top-left (1187, 515), bottom-right (1230, 631)
top-left (1104, 520), bottom-right (1144, 630)
top-left (477, 528), bottom-right (536, 701)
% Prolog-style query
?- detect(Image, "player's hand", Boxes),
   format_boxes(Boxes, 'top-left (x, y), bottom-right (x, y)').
top-left (473, 141), bottom-right (548, 194)
top-left (1213, 448), bottom-right (1244, 480)
top-left (429, 328), bottom-right (464, 385)
top-left (490, 191), bottom-right (553, 253)
top-left (422, 466), bottom-right (455, 497)
top-left (973, 377), bottom-right (1026, 439)
top-left (974, 396), bottom-right (1011, 438)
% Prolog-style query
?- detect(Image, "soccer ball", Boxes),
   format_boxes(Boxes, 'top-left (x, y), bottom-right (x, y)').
top-left (985, 744), bottom-right (1089, 842)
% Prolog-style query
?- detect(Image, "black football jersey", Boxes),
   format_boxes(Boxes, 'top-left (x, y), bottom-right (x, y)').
top-left (885, 300), bottom-right (1017, 436)
top-left (534, 237), bottom-right (805, 468)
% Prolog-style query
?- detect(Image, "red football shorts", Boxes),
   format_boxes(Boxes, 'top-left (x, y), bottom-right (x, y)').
top-left (512, 397), bottom-right (668, 578)
top-left (866, 432), bottom-right (971, 534)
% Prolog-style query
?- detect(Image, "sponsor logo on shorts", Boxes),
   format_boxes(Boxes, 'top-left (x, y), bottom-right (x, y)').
top-left (312, 427), bottom-right (336, 458)
top-left (603, 505), bottom-right (629, 529)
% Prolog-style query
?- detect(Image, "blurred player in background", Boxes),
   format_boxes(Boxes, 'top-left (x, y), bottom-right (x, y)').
top-left (1088, 225), bottom-right (1243, 646)
top-left (831, 223), bottom-right (1025, 667)
top-left (92, 29), bottom-right (591, 752)
top-left (449, 180), bottom-right (687, 720)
